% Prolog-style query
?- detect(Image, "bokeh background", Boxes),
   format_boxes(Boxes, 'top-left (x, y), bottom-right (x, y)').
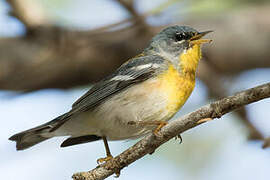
top-left (1, 0), bottom-right (270, 179)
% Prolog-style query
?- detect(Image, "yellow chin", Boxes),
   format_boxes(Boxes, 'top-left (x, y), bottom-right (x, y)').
top-left (179, 44), bottom-right (202, 75)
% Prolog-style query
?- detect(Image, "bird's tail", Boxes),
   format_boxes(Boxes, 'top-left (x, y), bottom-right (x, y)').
top-left (9, 114), bottom-right (67, 150)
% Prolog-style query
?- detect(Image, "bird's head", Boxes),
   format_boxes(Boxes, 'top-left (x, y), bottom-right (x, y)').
top-left (145, 25), bottom-right (212, 70)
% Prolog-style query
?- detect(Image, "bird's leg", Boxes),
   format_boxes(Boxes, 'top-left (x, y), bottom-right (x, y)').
top-left (97, 137), bottom-right (121, 177)
top-left (128, 120), bottom-right (168, 136)
top-left (153, 121), bottom-right (168, 136)
top-left (97, 136), bottom-right (113, 164)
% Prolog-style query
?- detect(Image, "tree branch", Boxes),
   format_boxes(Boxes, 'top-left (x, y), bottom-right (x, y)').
top-left (1, 5), bottom-right (270, 91)
top-left (72, 82), bottom-right (270, 180)
top-left (6, 0), bottom-right (50, 28)
top-left (197, 60), bottom-right (266, 142)
top-left (115, 0), bottom-right (152, 34)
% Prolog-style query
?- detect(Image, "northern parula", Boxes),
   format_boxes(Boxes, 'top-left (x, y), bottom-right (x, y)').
top-left (9, 25), bottom-right (212, 163)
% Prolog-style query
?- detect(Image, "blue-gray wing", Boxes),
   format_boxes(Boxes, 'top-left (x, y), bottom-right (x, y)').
top-left (70, 55), bottom-right (165, 113)
top-left (49, 55), bottom-right (166, 131)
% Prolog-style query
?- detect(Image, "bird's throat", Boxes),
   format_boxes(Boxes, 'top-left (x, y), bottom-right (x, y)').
top-left (179, 44), bottom-right (202, 80)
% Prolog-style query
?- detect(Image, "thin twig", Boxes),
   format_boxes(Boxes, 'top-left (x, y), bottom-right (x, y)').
top-left (72, 82), bottom-right (270, 180)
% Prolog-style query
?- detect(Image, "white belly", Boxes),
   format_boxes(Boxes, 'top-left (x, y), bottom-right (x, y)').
top-left (54, 78), bottom-right (172, 140)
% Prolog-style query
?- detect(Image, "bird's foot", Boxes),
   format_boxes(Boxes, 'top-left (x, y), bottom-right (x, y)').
top-left (101, 156), bottom-right (121, 177)
top-left (97, 155), bottom-right (113, 164)
top-left (174, 134), bottom-right (183, 144)
top-left (197, 118), bottom-right (212, 124)
top-left (114, 170), bottom-right (121, 178)
top-left (154, 121), bottom-right (168, 136)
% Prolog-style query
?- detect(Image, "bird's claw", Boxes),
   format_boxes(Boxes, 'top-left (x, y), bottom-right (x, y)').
top-left (154, 121), bottom-right (168, 136)
top-left (99, 156), bottom-right (121, 177)
top-left (197, 118), bottom-right (212, 124)
top-left (97, 155), bottom-right (113, 164)
top-left (114, 170), bottom-right (121, 178)
top-left (174, 134), bottom-right (183, 144)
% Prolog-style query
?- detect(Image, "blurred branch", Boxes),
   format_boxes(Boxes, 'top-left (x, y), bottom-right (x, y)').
top-left (115, 0), bottom-right (152, 34)
top-left (262, 138), bottom-right (270, 149)
top-left (1, 5), bottom-right (270, 91)
top-left (0, 26), bottom-right (152, 91)
top-left (116, 0), bottom-right (139, 18)
top-left (6, 0), bottom-right (50, 28)
top-left (236, 108), bottom-right (264, 140)
top-left (89, 0), bottom-right (176, 33)
top-left (72, 82), bottom-right (270, 180)
top-left (190, 5), bottom-right (270, 74)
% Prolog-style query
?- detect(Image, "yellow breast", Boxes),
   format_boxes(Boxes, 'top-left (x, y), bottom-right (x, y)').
top-left (157, 65), bottom-right (195, 116)
top-left (157, 44), bottom-right (202, 116)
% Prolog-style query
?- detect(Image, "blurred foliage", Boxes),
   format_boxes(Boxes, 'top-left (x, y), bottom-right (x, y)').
top-left (173, 0), bottom-right (270, 16)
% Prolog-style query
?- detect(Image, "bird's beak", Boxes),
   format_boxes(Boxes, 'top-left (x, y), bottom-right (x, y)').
top-left (190, 30), bottom-right (213, 45)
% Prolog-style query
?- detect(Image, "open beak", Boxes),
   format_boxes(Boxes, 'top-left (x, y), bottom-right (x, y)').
top-left (190, 30), bottom-right (213, 45)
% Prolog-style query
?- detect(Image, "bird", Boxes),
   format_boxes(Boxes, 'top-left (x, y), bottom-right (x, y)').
top-left (9, 25), bottom-right (212, 164)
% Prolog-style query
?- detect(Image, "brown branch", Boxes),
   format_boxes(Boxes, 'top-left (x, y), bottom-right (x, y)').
top-left (0, 26), bottom-right (153, 91)
top-left (116, 0), bottom-right (138, 17)
top-left (189, 5), bottom-right (270, 74)
top-left (115, 0), bottom-right (152, 35)
top-left (72, 82), bottom-right (270, 180)
top-left (6, 0), bottom-right (50, 28)
top-left (1, 5), bottom-right (270, 91)
top-left (88, 0), bottom-right (173, 33)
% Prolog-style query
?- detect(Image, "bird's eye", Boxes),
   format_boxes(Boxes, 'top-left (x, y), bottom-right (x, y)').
top-left (175, 32), bottom-right (195, 42)
top-left (175, 32), bottom-right (185, 41)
